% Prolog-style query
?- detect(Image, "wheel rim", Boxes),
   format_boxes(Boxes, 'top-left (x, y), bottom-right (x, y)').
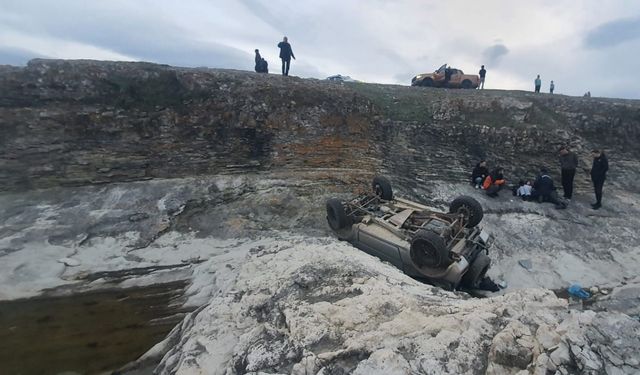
top-left (415, 241), bottom-right (441, 267)
top-left (457, 204), bottom-right (473, 221)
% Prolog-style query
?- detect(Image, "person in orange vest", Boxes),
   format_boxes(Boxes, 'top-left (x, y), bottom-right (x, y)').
top-left (483, 167), bottom-right (507, 197)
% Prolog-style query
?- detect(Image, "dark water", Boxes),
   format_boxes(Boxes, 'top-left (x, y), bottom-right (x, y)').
top-left (0, 282), bottom-right (190, 375)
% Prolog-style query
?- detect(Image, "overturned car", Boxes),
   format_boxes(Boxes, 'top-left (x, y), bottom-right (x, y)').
top-left (326, 177), bottom-right (493, 290)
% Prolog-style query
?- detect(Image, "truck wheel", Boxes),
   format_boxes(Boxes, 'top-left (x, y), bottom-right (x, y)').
top-left (372, 176), bottom-right (393, 200)
top-left (422, 78), bottom-right (434, 87)
top-left (449, 196), bottom-right (483, 228)
top-left (410, 230), bottom-right (451, 268)
top-left (326, 198), bottom-right (349, 230)
top-left (462, 253), bottom-right (491, 288)
top-left (461, 80), bottom-right (472, 89)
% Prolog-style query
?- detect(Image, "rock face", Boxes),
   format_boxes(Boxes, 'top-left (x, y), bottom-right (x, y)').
top-left (2, 60), bottom-right (640, 374)
top-left (146, 235), bottom-right (640, 375)
top-left (2, 59), bottom-right (640, 192)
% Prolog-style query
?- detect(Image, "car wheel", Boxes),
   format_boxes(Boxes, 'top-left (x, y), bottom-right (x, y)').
top-left (449, 195), bottom-right (484, 228)
top-left (421, 78), bottom-right (434, 87)
top-left (372, 176), bottom-right (393, 200)
top-left (326, 198), bottom-right (349, 230)
top-left (461, 253), bottom-right (490, 288)
top-left (410, 230), bottom-right (451, 268)
top-left (461, 80), bottom-right (472, 89)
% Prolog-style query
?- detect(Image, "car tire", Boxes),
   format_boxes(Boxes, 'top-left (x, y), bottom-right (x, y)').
top-left (372, 176), bottom-right (393, 200)
top-left (410, 230), bottom-right (451, 268)
top-left (461, 80), bottom-right (472, 89)
top-left (421, 78), bottom-right (434, 87)
top-left (326, 198), bottom-right (349, 230)
top-left (449, 195), bottom-right (483, 228)
top-left (462, 253), bottom-right (491, 288)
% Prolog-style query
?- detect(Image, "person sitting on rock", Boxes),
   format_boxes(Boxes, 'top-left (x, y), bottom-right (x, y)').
top-left (471, 160), bottom-right (489, 188)
top-left (258, 58), bottom-right (268, 73)
top-left (531, 168), bottom-right (567, 209)
top-left (483, 167), bottom-right (506, 197)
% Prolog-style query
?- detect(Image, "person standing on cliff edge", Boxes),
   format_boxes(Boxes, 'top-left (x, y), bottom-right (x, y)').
top-left (478, 65), bottom-right (486, 89)
top-left (590, 149), bottom-right (608, 210)
top-left (534, 75), bottom-right (541, 93)
top-left (254, 49), bottom-right (262, 72)
top-left (278, 36), bottom-right (295, 76)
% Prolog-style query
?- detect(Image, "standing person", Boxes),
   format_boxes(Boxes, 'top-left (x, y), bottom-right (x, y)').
top-left (277, 36), bottom-right (295, 76)
top-left (559, 146), bottom-right (578, 200)
top-left (534, 75), bottom-right (541, 93)
top-left (590, 149), bottom-right (609, 209)
top-left (444, 66), bottom-right (452, 87)
top-left (254, 49), bottom-right (262, 73)
top-left (550, 80), bottom-right (555, 94)
top-left (478, 65), bottom-right (486, 89)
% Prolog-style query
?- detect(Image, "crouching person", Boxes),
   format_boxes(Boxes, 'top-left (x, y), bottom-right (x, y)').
top-left (483, 167), bottom-right (506, 197)
top-left (531, 168), bottom-right (567, 209)
top-left (471, 160), bottom-right (489, 188)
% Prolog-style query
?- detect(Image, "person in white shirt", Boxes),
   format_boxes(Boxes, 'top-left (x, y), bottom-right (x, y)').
top-left (516, 180), bottom-right (532, 200)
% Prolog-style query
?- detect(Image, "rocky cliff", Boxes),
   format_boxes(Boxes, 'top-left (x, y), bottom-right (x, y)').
top-left (1, 60), bottom-right (640, 375)
top-left (2, 59), bottom-right (640, 192)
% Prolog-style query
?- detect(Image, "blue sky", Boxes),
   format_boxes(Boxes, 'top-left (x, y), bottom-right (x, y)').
top-left (1, 0), bottom-right (640, 99)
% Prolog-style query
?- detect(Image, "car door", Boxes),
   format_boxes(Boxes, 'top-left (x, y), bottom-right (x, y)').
top-left (450, 70), bottom-right (462, 86)
top-left (357, 229), bottom-right (404, 271)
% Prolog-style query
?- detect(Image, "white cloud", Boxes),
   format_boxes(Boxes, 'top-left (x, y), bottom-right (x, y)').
top-left (0, 30), bottom-right (136, 61)
top-left (0, 0), bottom-right (639, 98)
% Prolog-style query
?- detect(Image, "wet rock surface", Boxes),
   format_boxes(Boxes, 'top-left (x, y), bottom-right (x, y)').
top-left (1, 60), bottom-right (640, 374)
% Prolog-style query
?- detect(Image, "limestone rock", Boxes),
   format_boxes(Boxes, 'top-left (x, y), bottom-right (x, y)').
top-left (488, 321), bottom-right (534, 370)
top-left (57, 257), bottom-right (80, 267)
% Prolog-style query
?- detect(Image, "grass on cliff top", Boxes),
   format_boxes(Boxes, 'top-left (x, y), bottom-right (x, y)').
top-left (347, 82), bottom-right (434, 122)
top-left (346, 81), bottom-right (566, 129)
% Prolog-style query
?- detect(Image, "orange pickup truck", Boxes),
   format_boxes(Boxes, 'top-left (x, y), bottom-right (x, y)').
top-left (411, 64), bottom-right (480, 89)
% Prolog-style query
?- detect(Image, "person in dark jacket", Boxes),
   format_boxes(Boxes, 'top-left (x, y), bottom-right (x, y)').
top-left (444, 67), bottom-right (452, 87)
top-left (531, 168), bottom-right (566, 209)
top-left (254, 49), bottom-right (262, 72)
top-left (471, 160), bottom-right (489, 188)
top-left (277, 36), bottom-right (295, 76)
top-left (559, 146), bottom-right (578, 200)
top-left (257, 58), bottom-right (268, 73)
top-left (478, 65), bottom-right (486, 89)
top-left (590, 149), bottom-right (608, 209)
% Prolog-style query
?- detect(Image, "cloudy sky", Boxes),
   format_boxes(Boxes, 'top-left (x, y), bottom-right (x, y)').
top-left (1, 0), bottom-right (639, 98)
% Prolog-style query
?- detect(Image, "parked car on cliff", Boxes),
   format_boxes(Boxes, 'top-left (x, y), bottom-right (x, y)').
top-left (326, 177), bottom-right (493, 290)
top-left (411, 64), bottom-right (480, 89)
top-left (326, 74), bottom-right (357, 83)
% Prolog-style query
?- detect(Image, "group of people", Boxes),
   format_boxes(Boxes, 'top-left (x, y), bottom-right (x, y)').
top-left (534, 75), bottom-right (555, 94)
top-left (254, 36), bottom-right (296, 76)
top-left (471, 147), bottom-right (609, 210)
